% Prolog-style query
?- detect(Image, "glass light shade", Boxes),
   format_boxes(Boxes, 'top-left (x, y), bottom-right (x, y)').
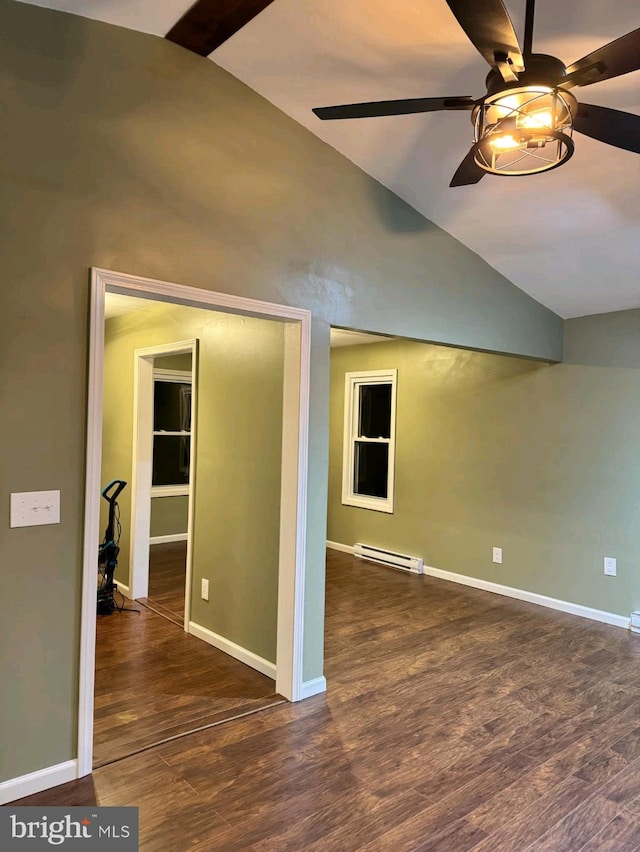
top-left (473, 87), bottom-right (577, 176)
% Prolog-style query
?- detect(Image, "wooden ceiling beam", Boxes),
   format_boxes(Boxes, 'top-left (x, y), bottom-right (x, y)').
top-left (166, 0), bottom-right (277, 56)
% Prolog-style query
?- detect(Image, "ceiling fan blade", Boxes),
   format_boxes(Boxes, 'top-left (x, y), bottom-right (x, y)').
top-left (166, 0), bottom-right (277, 56)
top-left (566, 27), bottom-right (640, 86)
top-left (573, 103), bottom-right (640, 154)
top-left (450, 147), bottom-right (486, 187)
top-left (312, 97), bottom-right (475, 120)
top-left (445, 0), bottom-right (524, 73)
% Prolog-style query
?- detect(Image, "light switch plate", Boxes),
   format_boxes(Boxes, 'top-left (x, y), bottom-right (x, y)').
top-left (10, 491), bottom-right (60, 528)
top-left (604, 556), bottom-right (617, 577)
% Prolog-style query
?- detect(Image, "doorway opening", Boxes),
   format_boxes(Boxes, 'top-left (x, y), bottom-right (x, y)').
top-left (79, 269), bottom-right (311, 776)
top-left (144, 353), bottom-right (193, 626)
top-left (125, 338), bottom-right (197, 629)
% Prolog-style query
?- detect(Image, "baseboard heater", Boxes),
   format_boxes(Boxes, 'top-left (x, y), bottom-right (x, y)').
top-left (353, 542), bottom-right (423, 575)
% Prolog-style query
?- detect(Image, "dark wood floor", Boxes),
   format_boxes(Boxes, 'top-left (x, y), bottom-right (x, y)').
top-left (14, 549), bottom-right (640, 850)
top-left (140, 541), bottom-right (187, 625)
top-left (93, 542), bottom-right (282, 767)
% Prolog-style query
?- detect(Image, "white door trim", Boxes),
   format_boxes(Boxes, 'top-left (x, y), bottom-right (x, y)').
top-left (130, 338), bottom-right (197, 616)
top-left (78, 268), bottom-right (311, 777)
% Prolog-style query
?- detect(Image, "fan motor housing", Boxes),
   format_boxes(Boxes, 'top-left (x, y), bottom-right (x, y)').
top-left (485, 54), bottom-right (567, 97)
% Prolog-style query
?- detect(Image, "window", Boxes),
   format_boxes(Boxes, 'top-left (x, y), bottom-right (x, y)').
top-left (152, 369), bottom-right (192, 496)
top-left (342, 369), bottom-right (397, 513)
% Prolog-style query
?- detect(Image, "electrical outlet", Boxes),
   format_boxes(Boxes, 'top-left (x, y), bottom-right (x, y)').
top-left (604, 557), bottom-right (617, 577)
top-left (492, 547), bottom-right (502, 564)
top-left (201, 578), bottom-right (209, 601)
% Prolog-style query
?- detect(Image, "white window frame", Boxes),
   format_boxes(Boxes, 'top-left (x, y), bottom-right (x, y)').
top-left (151, 367), bottom-right (192, 498)
top-left (342, 368), bottom-right (397, 513)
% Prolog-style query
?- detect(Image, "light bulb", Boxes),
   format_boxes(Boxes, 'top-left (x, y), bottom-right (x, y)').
top-left (493, 95), bottom-right (522, 119)
top-left (518, 111), bottom-right (553, 129)
top-left (490, 134), bottom-right (520, 151)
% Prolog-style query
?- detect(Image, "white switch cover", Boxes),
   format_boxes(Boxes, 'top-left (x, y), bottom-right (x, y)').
top-left (201, 578), bottom-right (209, 601)
top-left (604, 557), bottom-right (617, 577)
top-left (10, 491), bottom-right (60, 528)
top-left (492, 547), bottom-right (503, 564)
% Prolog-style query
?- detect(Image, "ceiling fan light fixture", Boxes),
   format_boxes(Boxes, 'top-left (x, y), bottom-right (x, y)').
top-left (312, 7), bottom-right (640, 189)
top-left (473, 86), bottom-right (577, 176)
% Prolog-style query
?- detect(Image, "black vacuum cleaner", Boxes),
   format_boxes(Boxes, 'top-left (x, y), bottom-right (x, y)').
top-left (97, 479), bottom-right (130, 615)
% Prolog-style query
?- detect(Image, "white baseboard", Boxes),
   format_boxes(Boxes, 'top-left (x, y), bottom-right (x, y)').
top-left (327, 540), bottom-right (629, 631)
top-left (326, 540), bottom-right (354, 554)
top-left (300, 676), bottom-right (327, 699)
top-left (422, 565), bottom-right (630, 630)
top-left (150, 533), bottom-right (188, 545)
top-left (114, 580), bottom-right (130, 597)
top-left (0, 760), bottom-right (78, 806)
top-left (188, 621), bottom-right (276, 679)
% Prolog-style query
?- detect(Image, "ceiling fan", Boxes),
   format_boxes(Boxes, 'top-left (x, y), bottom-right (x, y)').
top-left (312, 0), bottom-right (640, 185)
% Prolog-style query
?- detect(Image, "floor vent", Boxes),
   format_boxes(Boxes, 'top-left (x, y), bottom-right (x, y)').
top-left (353, 542), bottom-right (423, 575)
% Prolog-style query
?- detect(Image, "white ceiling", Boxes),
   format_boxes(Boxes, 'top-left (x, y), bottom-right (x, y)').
top-left (17, 0), bottom-right (640, 318)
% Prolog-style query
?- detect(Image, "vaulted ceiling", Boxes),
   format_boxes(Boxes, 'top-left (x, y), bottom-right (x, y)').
top-left (15, 0), bottom-right (640, 318)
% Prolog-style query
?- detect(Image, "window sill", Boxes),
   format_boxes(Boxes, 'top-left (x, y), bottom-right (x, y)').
top-left (151, 486), bottom-right (190, 498)
top-left (342, 495), bottom-right (394, 514)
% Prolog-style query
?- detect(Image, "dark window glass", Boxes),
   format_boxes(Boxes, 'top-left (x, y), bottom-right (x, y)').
top-left (153, 380), bottom-right (192, 487)
top-left (152, 436), bottom-right (190, 486)
top-left (354, 442), bottom-right (388, 498)
top-left (154, 382), bottom-right (191, 432)
top-left (358, 383), bottom-right (391, 438)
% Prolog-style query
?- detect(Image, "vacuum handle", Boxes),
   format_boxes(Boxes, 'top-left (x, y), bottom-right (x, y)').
top-left (102, 479), bottom-right (127, 503)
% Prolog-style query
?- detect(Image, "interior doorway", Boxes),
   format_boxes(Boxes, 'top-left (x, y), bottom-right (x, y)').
top-left (144, 352), bottom-right (193, 626)
top-left (79, 268), bottom-right (311, 777)
top-left (125, 339), bottom-right (197, 629)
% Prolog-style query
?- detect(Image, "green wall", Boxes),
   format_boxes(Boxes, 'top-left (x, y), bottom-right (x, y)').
top-left (328, 311), bottom-right (640, 617)
top-left (0, 0), bottom-right (562, 784)
top-left (153, 353), bottom-right (192, 373)
top-left (103, 305), bottom-right (283, 663)
top-left (150, 496), bottom-right (189, 538)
